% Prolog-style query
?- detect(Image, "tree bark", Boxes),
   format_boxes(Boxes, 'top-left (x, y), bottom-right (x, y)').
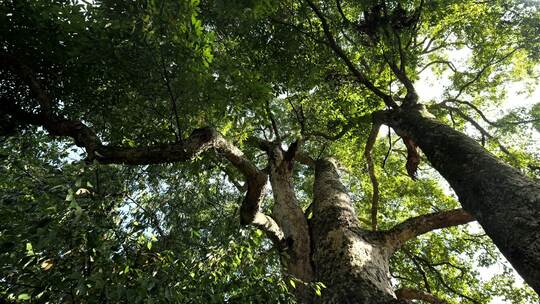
top-left (267, 145), bottom-right (314, 302)
top-left (380, 108), bottom-right (540, 294)
top-left (309, 158), bottom-right (406, 304)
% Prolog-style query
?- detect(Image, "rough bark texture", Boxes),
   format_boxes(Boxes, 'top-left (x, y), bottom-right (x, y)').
top-left (381, 108), bottom-right (540, 294)
top-left (268, 146), bottom-right (314, 301)
top-left (309, 158), bottom-right (406, 304)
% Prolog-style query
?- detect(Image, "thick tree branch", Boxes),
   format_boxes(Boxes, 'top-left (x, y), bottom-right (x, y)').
top-left (384, 208), bottom-right (474, 251)
top-left (1, 96), bottom-right (286, 248)
top-left (395, 288), bottom-right (447, 304)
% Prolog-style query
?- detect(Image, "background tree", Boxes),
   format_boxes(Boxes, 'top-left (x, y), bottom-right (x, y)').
top-left (1, 0), bottom-right (539, 303)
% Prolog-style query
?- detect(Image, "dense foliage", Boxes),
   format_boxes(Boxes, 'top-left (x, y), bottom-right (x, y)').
top-left (1, 0), bottom-right (539, 303)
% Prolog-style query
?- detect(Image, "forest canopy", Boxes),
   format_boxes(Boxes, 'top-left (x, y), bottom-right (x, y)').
top-left (1, 0), bottom-right (540, 303)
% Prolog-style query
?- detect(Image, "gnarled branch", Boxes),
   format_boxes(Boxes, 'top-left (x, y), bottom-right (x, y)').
top-left (0, 63), bottom-right (287, 247)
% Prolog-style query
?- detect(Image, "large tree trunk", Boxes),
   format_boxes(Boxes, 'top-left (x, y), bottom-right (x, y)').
top-left (308, 158), bottom-right (405, 304)
top-left (381, 108), bottom-right (540, 294)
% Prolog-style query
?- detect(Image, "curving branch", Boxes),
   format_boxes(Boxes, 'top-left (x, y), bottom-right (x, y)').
top-left (418, 60), bottom-right (457, 74)
top-left (395, 288), bottom-right (447, 304)
top-left (383, 208), bottom-right (474, 251)
top-left (158, 48), bottom-right (183, 142)
top-left (0, 60), bottom-right (287, 248)
top-left (444, 98), bottom-right (540, 127)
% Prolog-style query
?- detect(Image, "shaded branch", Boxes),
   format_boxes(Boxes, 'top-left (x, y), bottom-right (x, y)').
top-left (418, 60), bottom-right (457, 74)
top-left (159, 48), bottom-right (183, 142)
top-left (382, 126), bottom-right (393, 168)
top-left (265, 99), bottom-right (281, 142)
top-left (383, 39), bottom-right (418, 107)
top-left (126, 195), bottom-right (166, 239)
top-left (364, 122), bottom-right (381, 231)
top-left (384, 208), bottom-right (474, 251)
top-left (307, 123), bottom-right (353, 141)
top-left (211, 158), bottom-right (248, 192)
top-left (395, 288), bottom-right (447, 304)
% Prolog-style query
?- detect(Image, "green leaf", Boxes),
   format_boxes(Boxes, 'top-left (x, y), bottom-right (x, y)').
top-left (25, 242), bottom-right (34, 256)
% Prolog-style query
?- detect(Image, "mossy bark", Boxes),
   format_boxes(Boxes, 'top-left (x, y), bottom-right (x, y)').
top-left (307, 158), bottom-right (406, 304)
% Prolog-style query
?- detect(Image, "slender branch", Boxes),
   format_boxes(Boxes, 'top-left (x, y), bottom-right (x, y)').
top-left (395, 288), bottom-right (448, 304)
top-left (295, 151), bottom-right (316, 168)
top-left (409, 253), bottom-right (432, 293)
top-left (269, 16), bottom-right (330, 46)
top-left (304, 0), bottom-right (397, 108)
top-left (212, 158), bottom-right (248, 192)
top-left (384, 208), bottom-right (474, 251)
top-left (125, 195), bottom-right (166, 239)
top-left (159, 49), bottom-right (183, 142)
top-left (306, 113), bottom-right (371, 141)
top-left (452, 49), bottom-right (517, 100)
top-left (287, 99), bottom-right (306, 134)
top-left (436, 104), bottom-right (516, 159)
top-left (413, 254), bottom-right (481, 304)
top-left (265, 99), bottom-right (281, 142)
top-left (308, 124), bottom-right (353, 141)
top-left (444, 98), bottom-right (540, 127)
top-left (418, 60), bottom-right (457, 74)
top-left (377, 7), bottom-right (418, 107)
top-left (382, 126), bottom-right (392, 168)
top-left (335, 0), bottom-right (352, 25)
top-left (364, 122), bottom-right (381, 231)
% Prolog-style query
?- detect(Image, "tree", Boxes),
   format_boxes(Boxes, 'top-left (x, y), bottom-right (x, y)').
top-left (1, 0), bottom-right (539, 303)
